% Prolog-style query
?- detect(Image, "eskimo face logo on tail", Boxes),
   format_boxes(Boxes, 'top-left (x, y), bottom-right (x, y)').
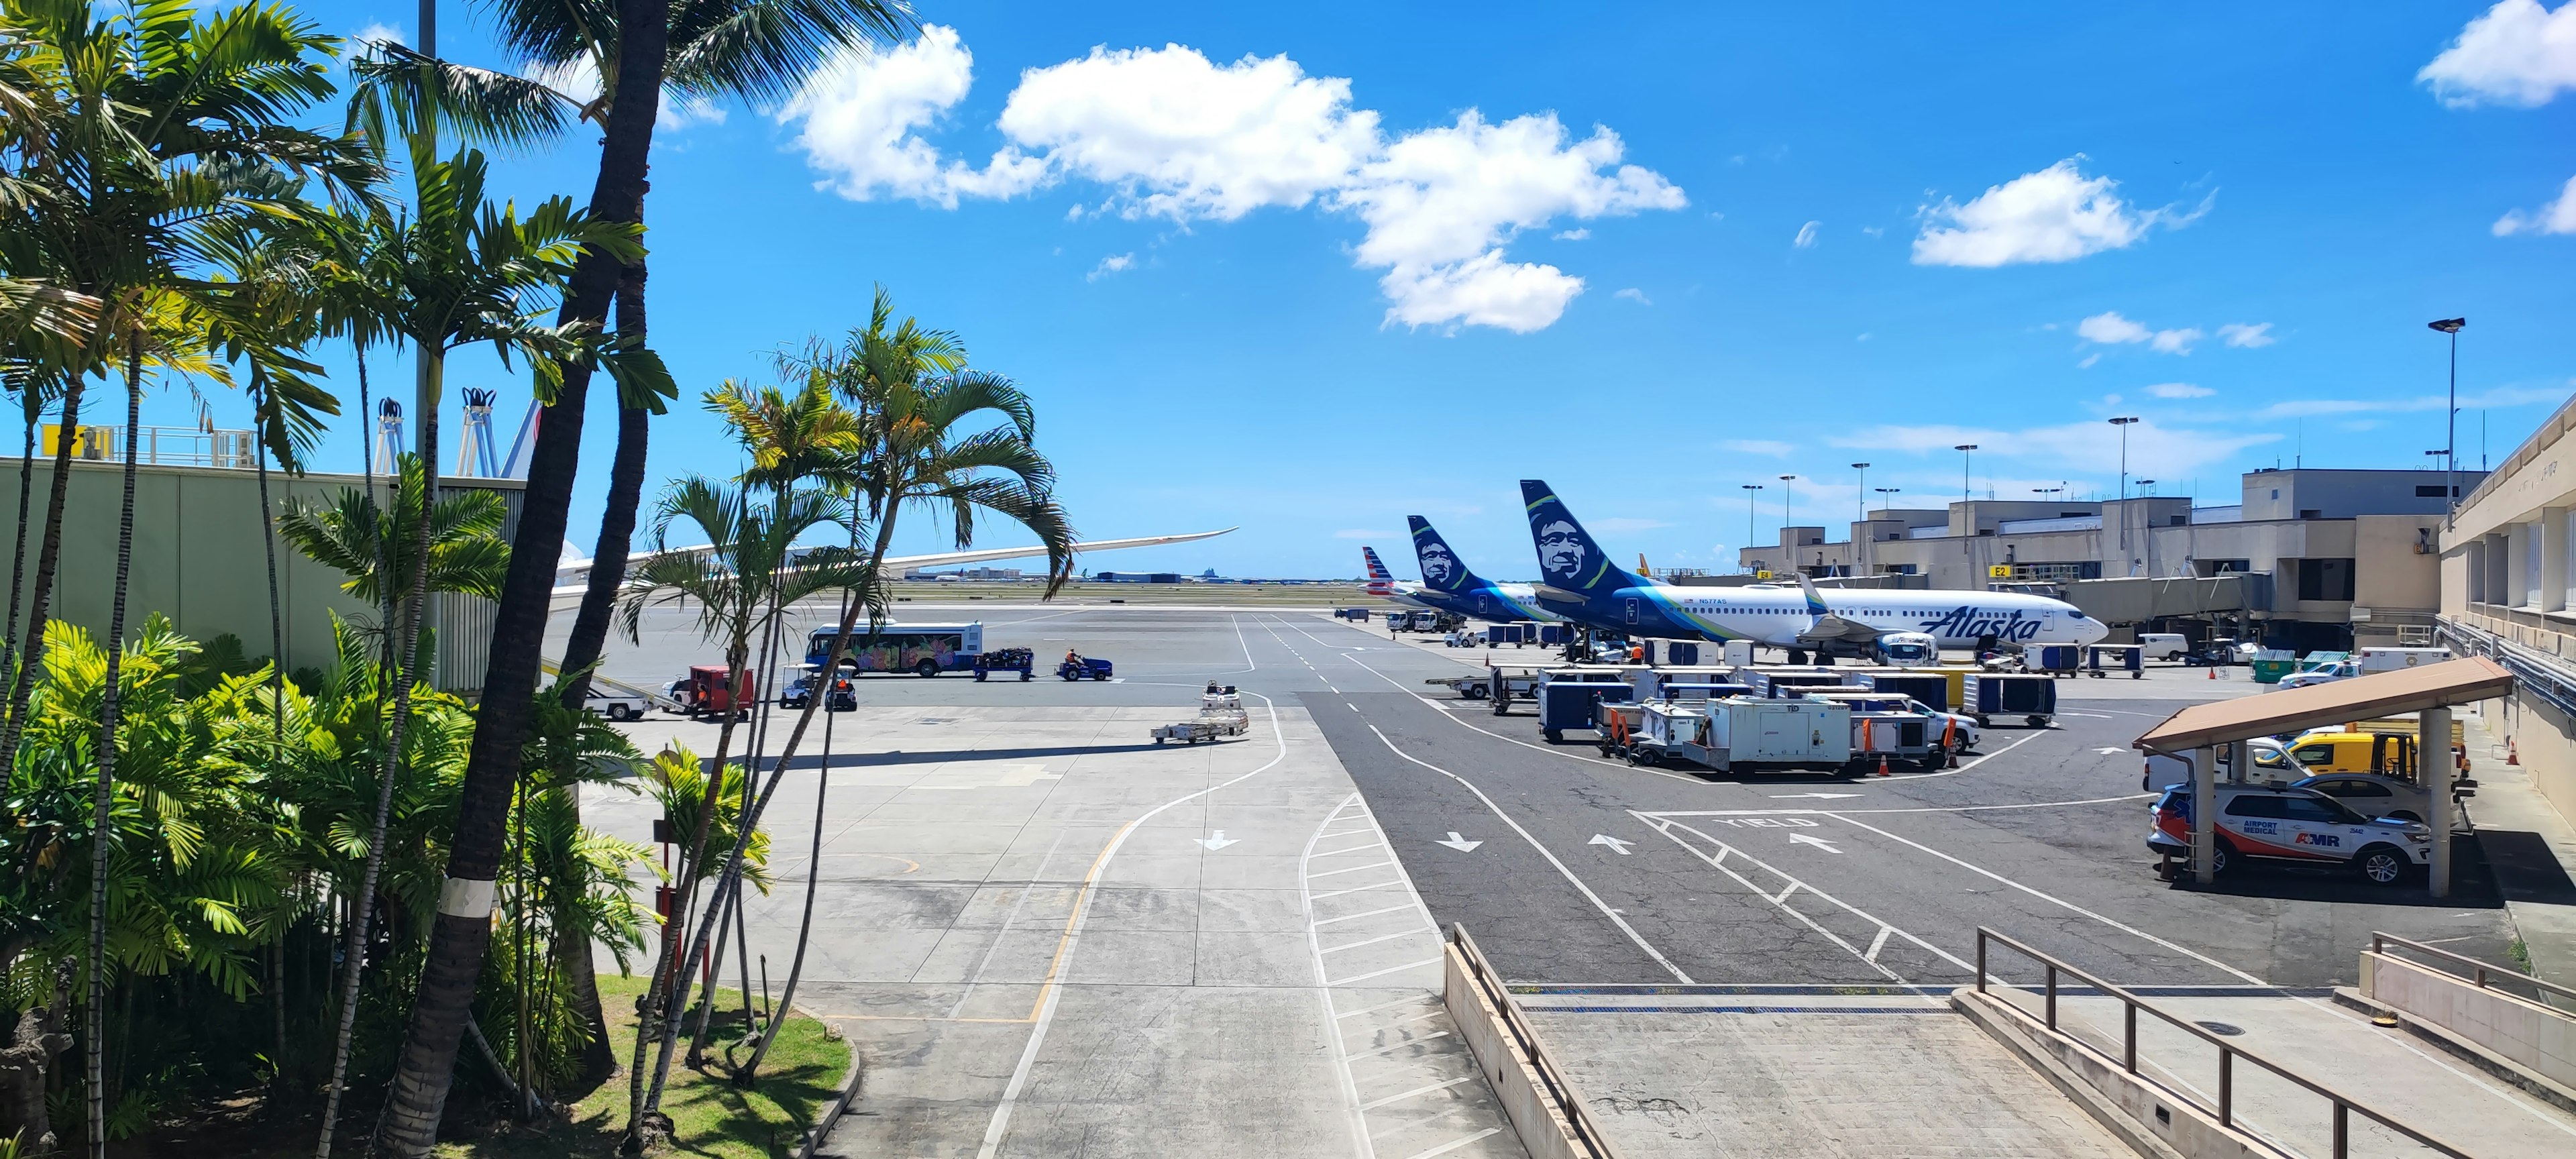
top-left (1535, 518), bottom-right (1595, 587)
top-left (1419, 541), bottom-right (1460, 588)
top-left (1919, 606), bottom-right (2043, 642)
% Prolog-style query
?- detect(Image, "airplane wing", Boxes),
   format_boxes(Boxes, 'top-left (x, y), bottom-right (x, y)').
top-left (1791, 572), bottom-right (1879, 643)
top-left (547, 527), bottom-right (1237, 614)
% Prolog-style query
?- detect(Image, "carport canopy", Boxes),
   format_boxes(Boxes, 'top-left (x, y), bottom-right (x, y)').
top-left (2132, 656), bottom-right (2512, 755)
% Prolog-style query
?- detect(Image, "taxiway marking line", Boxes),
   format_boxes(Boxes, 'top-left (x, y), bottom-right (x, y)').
top-left (1366, 723), bottom-right (1693, 983)
top-left (1313, 903), bottom-right (1417, 928)
top-left (1362, 1077), bottom-right (1475, 1111)
top-left (977, 692), bottom-right (1290, 1159)
top-left (1307, 859), bottom-right (1397, 879)
top-left (1322, 926), bottom-right (1436, 955)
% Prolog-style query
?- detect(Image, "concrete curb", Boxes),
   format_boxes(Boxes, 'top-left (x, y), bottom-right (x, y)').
top-left (1949, 987), bottom-right (2207, 1159)
top-left (796, 1028), bottom-right (865, 1159)
top-left (2330, 986), bottom-right (2576, 1114)
top-left (1442, 944), bottom-right (1598, 1159)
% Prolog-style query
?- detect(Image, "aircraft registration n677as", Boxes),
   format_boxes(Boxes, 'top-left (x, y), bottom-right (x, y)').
top-left (1362, 517), bottom-right (1562, 625)
top-left (1519, 479), bottom-right (2109, 664)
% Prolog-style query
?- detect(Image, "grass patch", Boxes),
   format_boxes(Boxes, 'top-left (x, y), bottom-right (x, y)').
top-left (437, 973), bottom-right (850, 1159)
top-left (2510, 938), bottom-right (2534, 975)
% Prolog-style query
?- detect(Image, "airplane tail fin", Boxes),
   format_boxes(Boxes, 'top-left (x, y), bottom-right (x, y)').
top-left (1521, 480), bottom-right (1646, 596)
top-left (1793, 571), bottom-right (1831, 617)
top-left (1406, 516), bottom-right (1485, 593)
top-left (1362, 547), bottom-right (1395, 596)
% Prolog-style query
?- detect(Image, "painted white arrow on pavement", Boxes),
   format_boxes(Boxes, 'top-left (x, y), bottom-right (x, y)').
top-left (1197, 830), bottom-right (1237, 850)
top-left (2096, 747), bottom-right (2128, 755)
top-left (1770, 792), bottom-right (1864, 799)
top-left (1435, 832), bottom-right (1483, 852)
top-left (1589, 834), bottom-right (1633, 855)
top-left (1786, 833), bottom-right (1843, 854)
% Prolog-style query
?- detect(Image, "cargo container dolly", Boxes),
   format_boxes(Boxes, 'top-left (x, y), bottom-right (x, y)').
top-left (1153, 685), bottom-right (1251, 745)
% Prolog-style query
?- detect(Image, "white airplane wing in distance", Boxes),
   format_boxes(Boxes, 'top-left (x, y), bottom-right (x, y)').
top-left (545, 527), bottom-right (1238, 615)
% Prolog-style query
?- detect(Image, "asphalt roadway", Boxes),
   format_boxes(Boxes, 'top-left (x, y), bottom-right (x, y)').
top-left (570, 602), bottom-right (2515, 994)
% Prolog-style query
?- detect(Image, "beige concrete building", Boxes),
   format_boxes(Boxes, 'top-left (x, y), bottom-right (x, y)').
top-left (1742, 468), bottom-right (2468, 651)
top-left (0, 455), bottom-right (521, 691)
top-left (2440, 393), bottom-right (2576, 828)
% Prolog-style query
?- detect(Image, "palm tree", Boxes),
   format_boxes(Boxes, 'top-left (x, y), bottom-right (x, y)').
top-left (657, 305), bottom-right (1075, 1100)
top-left (358, 9), bottom-right (918, 1140)
top-left (293, 140), bottom-right (644, 1159)
top-left (0, 5), bottom-right (364, 1150)
top-left (612, 475), bottom-right (858, 1137)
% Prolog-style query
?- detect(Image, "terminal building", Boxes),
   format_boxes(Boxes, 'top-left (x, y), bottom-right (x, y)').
top-left (2439, 394), bottom-right (2576, 834)
top-left (1739, 467), bottom-right (2477, 654)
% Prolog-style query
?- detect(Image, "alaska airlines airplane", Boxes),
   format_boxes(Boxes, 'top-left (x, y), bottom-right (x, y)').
top-left (1389, 516), bottom-right (1561, 624)
top-left (1519, 480), bottom-right (2108, 662)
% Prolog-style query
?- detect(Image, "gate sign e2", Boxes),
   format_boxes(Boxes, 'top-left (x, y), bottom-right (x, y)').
top-left (1988, 565), bottom-right (2012, 578)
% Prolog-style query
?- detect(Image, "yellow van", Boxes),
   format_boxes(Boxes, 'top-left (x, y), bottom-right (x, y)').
top-left (2258, 730), bottom-right (2467, 777)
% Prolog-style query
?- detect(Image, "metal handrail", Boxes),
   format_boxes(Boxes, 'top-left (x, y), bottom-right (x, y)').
top-left (1449, 925), bottom-right (1626, 1159)
top-left (1975, 928), bottom-right (2470, 1159)
top-left (2372, 930), bottom-right (2576, 1011)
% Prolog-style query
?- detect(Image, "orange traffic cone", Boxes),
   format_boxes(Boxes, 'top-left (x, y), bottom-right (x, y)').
top-left (2508, 738), bottom-right (2520, 766)
top-left (2207, 667), bottom-right (2216, 680)
top-left (1876, 754), bottom-right (1891, 777)
top-left (1947, 747), bottom-right (1961, 769)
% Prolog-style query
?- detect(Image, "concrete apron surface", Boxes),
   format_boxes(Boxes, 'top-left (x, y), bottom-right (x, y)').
top-left (587, 702), bottom-right (1527, 1159)
top-left (1986, 986), bottom-right (2576, 1158)
top-left (1515, 990), bottom-right (2136, 1157)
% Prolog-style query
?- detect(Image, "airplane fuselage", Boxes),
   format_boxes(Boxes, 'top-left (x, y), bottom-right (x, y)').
top-left (1534, 581), bottom-right (2106, 651)
top-left (1390, 581), bottom-right (1560, 623)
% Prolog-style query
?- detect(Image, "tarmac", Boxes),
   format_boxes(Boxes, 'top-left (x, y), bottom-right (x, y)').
top-left (569, 602), bottom-right (2576, 1157)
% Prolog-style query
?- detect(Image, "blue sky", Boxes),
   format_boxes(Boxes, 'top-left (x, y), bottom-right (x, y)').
top-left (163, 1), bottom-right (2576, 578)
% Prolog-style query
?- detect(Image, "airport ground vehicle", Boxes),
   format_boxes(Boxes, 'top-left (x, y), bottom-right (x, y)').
top-left (807, 622), bottom-right (983, 677)
top-left (1058, 656), bottom-right (1114, 681)
top-left (1153, 687), bottom-right (1249, 744)
top-left (2275, 728), bottom-right (2468, 777)
top-left (1334, 608), bottom-right (1373, 621)
top-left (2140, 738), bottom-right (2288, 791)
top-left (2139, 633), bottom-right (2188, 662)
top-left (1962, 672), bottom-right (2055, 727)
top-left (2290, 773), bottom-right (2447, 824)
top-left (1627, 696), bottom-right (1854, 775)
top-left (2147, 783), bottom-right (2431, 885)
top-left (672, 665), bottom-right (756, 720)
top-left (780, 668), bottom-right (855, 711)
top-left (973, 649), bottom-right (1035, 681)
top-left (2084, 644), bottom-right (2143, 678)
top-left (586, 685), bottom-right (648, 721)
top-left (2277, 658), bottom-right (2363, 690)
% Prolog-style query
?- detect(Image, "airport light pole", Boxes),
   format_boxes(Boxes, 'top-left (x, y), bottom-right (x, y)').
top-left (1848, 463), bottom-right (1870, 576)
top-left (2430, 318), bottom-right (2465, 529)
top-left (1741, 484), bottom-right (1764, 571)
top-left (1954, 445), bottom-right (1978, 502)
top-left (1778, 475), bottom-right (1796, 537)
top-left (2109, 417), bottom-right (2140, 564)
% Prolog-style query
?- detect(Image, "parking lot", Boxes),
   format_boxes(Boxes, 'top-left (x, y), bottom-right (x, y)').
top-left (569, 602), bottom-right (2533, 1156)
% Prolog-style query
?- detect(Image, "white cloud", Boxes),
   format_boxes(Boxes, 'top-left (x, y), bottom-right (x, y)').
top-left (2076, 311), bottom-right (2150, 344)
top-left (1087, 252), bottom-right (1134, 280)
top-left (2078, 310), bottom-right (2201, 354)
top-left (1793, 220), bottom-right (1820, 247)
top-left (2254, 385), bottom-right (2568, 419)
top-left (2147, 382), bottom-right (2214, 398)
top-left (1614, 287), bottom-right (1650, 305)
top-left (1722, 439), bottom-right (1794, 456)
top-left (1337, 111), bottom-right (1684, 331)
top-left (2495, 174), bottom-right (2576, 235)
top-left (2149, 327), bottom-right (2202, 354)
top-left (1333, 529), bottom-right (1397, 539)
top-left (780, 32), bottom-right (1682, 333)
top-left (1860, 225), bottom-right (1884, 238)
top-left (1554, 227), bottom-right (1590, 240)
top-left (346, 21), bottom-right (403, 56)
top-left (1913, 158), bottom-right (2196, 267)
top-left (2078, 353), bottom-right (2100, 369)
top-left (998, 43), bottom-right (1378, 220)
top-left (2420, 0), bottom-right (2576, 108)
top-left (779, 26), bottom-right (1046, 207)
top-left (2216, 322), bottom-right (2275, 347)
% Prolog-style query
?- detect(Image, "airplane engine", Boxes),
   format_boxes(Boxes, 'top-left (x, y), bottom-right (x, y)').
top-left (1874, 632), bottom-right (1939, 667)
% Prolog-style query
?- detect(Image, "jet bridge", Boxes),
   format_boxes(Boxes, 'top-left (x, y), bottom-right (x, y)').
top-left (2059, 573), bottom-right (2273, 625)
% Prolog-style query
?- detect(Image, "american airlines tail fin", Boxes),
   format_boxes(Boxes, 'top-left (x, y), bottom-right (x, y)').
top-left (1362, 547), bottom-right (1395, 596)
top-left (1520, 480), bottom-right (1647, 597)
top-left (1406, 516), bottom-right (1486, 594)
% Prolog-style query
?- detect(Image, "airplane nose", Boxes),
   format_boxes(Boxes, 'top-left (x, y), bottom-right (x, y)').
top-left (2080, 618), bottom-right (2110, 645)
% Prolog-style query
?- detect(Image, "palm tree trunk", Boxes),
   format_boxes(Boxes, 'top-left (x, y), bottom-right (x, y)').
top-left (643, 512), bottom-right (899, 1113)
top-left (739, 590), bottom-right (845, 1083)
top-left (685, 606), bottom-right (781, 1063)
top-left (557, 260), bottom-right (647, 1083)
top-left (89, 343), bottom-right (144, 1159)
top-left (313, 354), bottom-right (440, 1159)
top-left (254, 430), bottom-right (284, 748)
top-left (375, 0), bottom-right (669, 1148)
top-left (3, 396), bottom-right (40, 710)
top-left (0, 370), bottom-right (91, 789)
